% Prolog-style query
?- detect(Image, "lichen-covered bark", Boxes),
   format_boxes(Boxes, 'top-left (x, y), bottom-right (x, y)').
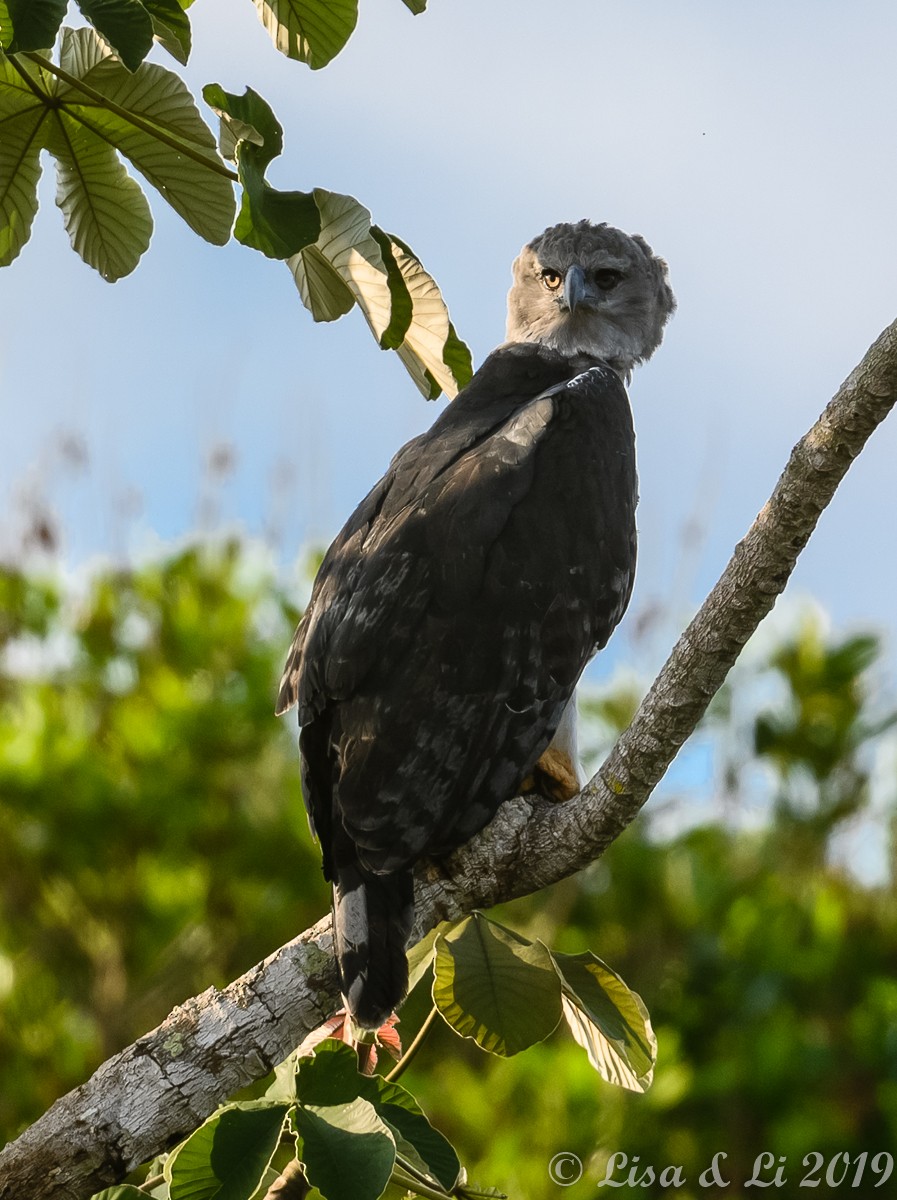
top-left (2, 320), bottom-right (895, 1200)
top-left (0, 918), bottom-right (337, 1200)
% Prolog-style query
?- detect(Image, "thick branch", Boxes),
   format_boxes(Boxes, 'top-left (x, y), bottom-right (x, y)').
top-left (2, 320), bottom-right (896, 1199)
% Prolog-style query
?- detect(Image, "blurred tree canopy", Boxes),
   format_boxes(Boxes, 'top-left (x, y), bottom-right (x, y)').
top-left (1, 541), bottom-right (896, 1197)
top-left (0, 543), bottom-right (320, 1135)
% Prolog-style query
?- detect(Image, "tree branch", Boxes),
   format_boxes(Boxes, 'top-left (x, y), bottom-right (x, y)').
top-left (2, 319), bottom-right (896, 1200)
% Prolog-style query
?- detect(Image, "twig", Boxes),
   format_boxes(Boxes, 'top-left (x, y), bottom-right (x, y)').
top-left (386, 1006), bottom-right (440, 1084)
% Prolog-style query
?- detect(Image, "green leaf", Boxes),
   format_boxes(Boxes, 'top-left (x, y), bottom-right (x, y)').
top-left (204, 90), bottom-right (466, 395)
top-left (551, 950), bottom-right (656, 1092)
top-left (433, 914), bottom-right (563, 1056)
top-left (55, 31), bottom-right (234, 244)
top-left (2, 0), bottom-right (67, 53)
top-left (165, 1101), bottom-right (292, 1200)
top-left (143, 0), bottom-right (191, 64)
top-left (406, 924), bottom-right (450, 994)
top-left (202, 83), bottom-right (282, 169)
top-left (291, 239), bottom-right (356, 320)
top-left (294, 1099), bottom-right (396, 1200)
top-left (369, 224), bottom-right (413, 349)
top-left (203, 84), bottom-right (318, 258)
top-left (202, 82), bottom-right (264, 163)
top-left (373, 1078), bottom-right (460, 1193)
top-left (0, 28), bottom-right (234, 275)
top-left (289, 191), bottom-right (407, 331)
top-left (288, 206), bottom-right (468, 399)
top-left (295, 1043), bottom-right (459, 1192)
top-left (252, 0), bottom-right (358, 70)
top-left (46, 107), bottom-right (153, 281)
top-left (401, 0), bottom-right (428, 12)
top-left (387, 233), bottom-right (473, 399)
top-left (442, 321), bottom-right (474, 391)
top-left (234, 171), bottom-right (320, 258)
top-left (266, 1046), bottom-right (304, 1102)
top-left (295, 1040), bottom-right (361, 1106)
top-left (90, 1189), bottom-right (148, 1200)
top-left (0, 53), bottom-right (47, 266)
top-left (76, 0), bottom-right (155, 71)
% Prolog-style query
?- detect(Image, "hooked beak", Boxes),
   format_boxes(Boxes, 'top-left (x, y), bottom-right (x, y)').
top-left (563, 264), bottom-right (598, 313)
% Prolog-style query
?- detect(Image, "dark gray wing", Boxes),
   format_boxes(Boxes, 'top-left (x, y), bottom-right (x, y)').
top-left (280, 347), bottom-right (637, 875)
top-left (276, 343), bottom-right (579, 723)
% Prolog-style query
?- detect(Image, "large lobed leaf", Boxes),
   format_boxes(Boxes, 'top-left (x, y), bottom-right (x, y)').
top-left (208, 84), bottom-right (472, 400)
top-left (0, 27), bottom-right (234, 278)
top-left (77, 0), bottom-right (194, 70)
top-left (290, 204), bottom-right (472, 398)
top-left (293, 1099), bottom-right (396, 1200)
top-left (57, 31), bottom-right (233, 243)
top-left (1, 27), bottom-right (468, 393)
top-left (1, 0), bottom-right (67, 54)
top-left (203, 83), bottom-right (319, 258)
top-left (253, 0), bottom-right (429, 69)
top-left (433, 914), bottom-right (563, 1056)
top-left (159, 1043), bottom-right (462, 1200)
top-left (252, 0), bottom-right (358, 70)
top-left (76, 0), bottom-right (155, 72)
top-left (0, 0), bottom-right (192, 65)
top-left (427, 913), bottom-right (656, 1089)
top-left (405, 922), bottom-right (449, 993)
top-left (89, 1190), bottom-right (147, 1200)
top-left (46, 101), bottom-right (154, 281)
top-left (290, 192), bottom-right (407, 338)
top-left (0, 52), bottom-right (47, 266)
top-left (142, 0), bottom-right (192, 65)
top-left (551, 949), bottom-right (657, 1092)
top-left (388, 233), bottom-right (472, 398)
top-left (165, 1101), bottom-right (292, 1200)
top-left (295, 1042), bottom-right (461, 1193)
top-left (373, 1076), bottom-right (461, 1193)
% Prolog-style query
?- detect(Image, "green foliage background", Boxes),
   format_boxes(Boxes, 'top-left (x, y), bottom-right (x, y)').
top-left (2, 540), bottom-right (896, 1197)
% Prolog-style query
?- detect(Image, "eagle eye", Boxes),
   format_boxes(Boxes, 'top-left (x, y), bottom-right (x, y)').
top-left (540, 267), bottom-right (563, 291)
top-left (595, 268), bottom-right (623, 290)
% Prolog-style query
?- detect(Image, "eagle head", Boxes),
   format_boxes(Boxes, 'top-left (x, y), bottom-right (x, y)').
top-left (505, 219), bottom-right (675, 378)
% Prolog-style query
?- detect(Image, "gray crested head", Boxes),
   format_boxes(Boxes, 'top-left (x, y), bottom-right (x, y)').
top-left (505, 219), bottom-right (675, 379)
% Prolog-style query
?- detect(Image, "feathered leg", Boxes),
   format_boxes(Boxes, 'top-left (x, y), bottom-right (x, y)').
top-left (524, 695), bottom-right (585, 802)
top-left (331, 820), bottom-right (415, 1029)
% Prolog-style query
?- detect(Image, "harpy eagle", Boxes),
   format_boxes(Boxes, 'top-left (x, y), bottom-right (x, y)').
top-left (277, 220), bottom-right (675, 1029)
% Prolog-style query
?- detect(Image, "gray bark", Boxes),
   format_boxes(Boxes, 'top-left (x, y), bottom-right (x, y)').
top-left (2, 319), bottom-right (896, 1200)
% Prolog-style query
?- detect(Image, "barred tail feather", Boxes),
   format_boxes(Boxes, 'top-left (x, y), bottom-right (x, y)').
top-left (332, 863), bottom-right (415, 1030)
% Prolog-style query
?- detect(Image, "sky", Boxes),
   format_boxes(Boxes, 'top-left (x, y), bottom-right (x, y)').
top-left (2, 0), bottom-right (897, 864)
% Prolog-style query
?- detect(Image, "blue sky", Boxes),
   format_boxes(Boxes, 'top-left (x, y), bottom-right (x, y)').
top-left (3, 1), bottom-right (897, 678)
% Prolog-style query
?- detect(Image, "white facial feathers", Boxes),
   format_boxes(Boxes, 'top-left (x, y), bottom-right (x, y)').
top-left (505, 219), bottom-right (676, 378)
